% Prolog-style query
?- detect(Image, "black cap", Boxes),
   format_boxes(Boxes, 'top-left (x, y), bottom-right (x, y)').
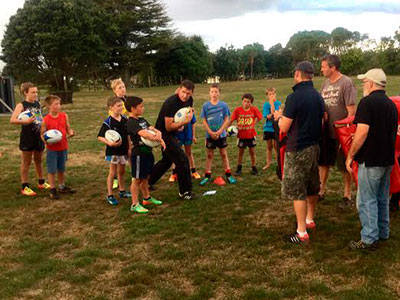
top-left (294, 61), bottom-right (314, 74)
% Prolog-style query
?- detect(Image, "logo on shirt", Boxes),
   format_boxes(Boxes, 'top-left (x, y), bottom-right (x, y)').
top-left (321, 85), bottom-right (340, 107)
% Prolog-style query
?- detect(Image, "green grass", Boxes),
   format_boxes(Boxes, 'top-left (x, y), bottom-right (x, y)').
top-left (0, 77), bottom-right (400, 299)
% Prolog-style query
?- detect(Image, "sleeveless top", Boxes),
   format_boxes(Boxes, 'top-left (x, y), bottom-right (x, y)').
top-left (43, 112), bottom-right (68, 151)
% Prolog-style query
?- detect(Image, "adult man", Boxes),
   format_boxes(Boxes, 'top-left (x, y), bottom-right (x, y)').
top-left (346, 69), bottom-right (397, 251)
top-left (319, 54), bottom-right (356, 207)
top-left (274, 61), bottom-right (324, 244)
top-left (149, 80), bottom-right (195, 200)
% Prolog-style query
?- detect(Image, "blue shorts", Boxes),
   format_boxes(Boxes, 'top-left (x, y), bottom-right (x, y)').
top-left (47, 150), bottom-right (68, 174)
top-left (178, 139), bottom-right (193, 146)
top-left (131, 153), bottom-right (154, 179)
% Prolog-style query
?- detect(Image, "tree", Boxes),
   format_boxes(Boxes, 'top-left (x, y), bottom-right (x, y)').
top-left (265, 43), bottom-right (293, 78)
top-left (214, 45), bottom-right (241, 81)
top-left (241, 43), bottom-right (266, 79)
top-left (340, 48), bottom-right (365, 75)
top-left (330, 27), bottom-right (362, 55)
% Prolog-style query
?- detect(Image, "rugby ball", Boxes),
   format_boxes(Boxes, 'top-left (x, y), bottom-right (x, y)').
top-left (141, 129), bottom-right (160, 148)
top-left (174, 107), bottom-right (192, 123)
top-left (44, 129), bottom-right (63, 144)
top-left (18, 110), bottom-right (33, 121)
top-left (227, 125), bottom-right (238, 137)
top-left (105, 130), bottom-right (121, 143)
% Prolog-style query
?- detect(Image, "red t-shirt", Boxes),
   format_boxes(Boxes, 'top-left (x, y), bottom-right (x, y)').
top-left (231, 106), bottom-right (262, 139)
top-left (43, 112), bottom-right (68, 151)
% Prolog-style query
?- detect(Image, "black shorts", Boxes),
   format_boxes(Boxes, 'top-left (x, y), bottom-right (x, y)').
top-left (263, 131), bottom-right (276, 141)
top-left (19, 133), bottom-right (45, 152)
top-left (206, 137), bottom-right (228, 149)
top-left (131, 153), bottom-right (154, 179)
top-left (237, 137), bottom-right (257, 148)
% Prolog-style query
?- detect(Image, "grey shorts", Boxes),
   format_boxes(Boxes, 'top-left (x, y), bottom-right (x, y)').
top-left (282, 144), bottom-right (320, 200)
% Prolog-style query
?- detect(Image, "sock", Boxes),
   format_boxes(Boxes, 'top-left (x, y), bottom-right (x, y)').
top-left (119, 190), bottom-right (125, 195)
top-left (107, 195), bottom-right (114, 198)
top-left (143, 196), bottom-right (151, 200)
top-left (59, 184), bottom-right (65, 190)
top-left (306, 218), bottom-right (314, 225)
top-left (191, 168), bottom-right (196, 173)
top-left (237, 165), bottom-right (242, 170)
top-left (205, 172), bottom-right (211, 178)
top-left (297, 230), bottom-right (308, 238)
top-left (251, 165), bottom-right (257, 170)
top-left (38, 179), bottom-right (45, 185)
top-left (22, 183), bottom-right (29, 189)
top-left (225, 169), bottom-right (232, 177)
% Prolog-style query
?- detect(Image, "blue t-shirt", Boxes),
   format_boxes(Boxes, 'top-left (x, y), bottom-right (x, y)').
top-left (176, 113), bottom-right (196, 141)
top-left (200, 101), bottom-right (230, 138)
top-left (263, 101), bottom-right (282, 132)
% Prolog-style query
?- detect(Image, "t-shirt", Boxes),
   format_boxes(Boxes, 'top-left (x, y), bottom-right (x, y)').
top-left (354, 90), bottom-right (397, 167)
top-left (155, 94), bottom-right (193, 136)
top-left (263, 101), bottom-right (282, 132)
top-left (21, 100), bottom-right (43, 136)
top-left (283, 81), bottom-right (324, 152)
top-left (320, 75), bottom-right (356, 138)
top-left (43, 112), bottom-right (68, 151)
top-left (127, 116), bottom-right (153, 155)
top-left (200, 100), bottom-right (230, 138)
top-left (97, 115), bottom-right (129, 156)
top-left (176, 113), bottom-right (196, 142)
top-left (231, 106), bottom-right (262, 139)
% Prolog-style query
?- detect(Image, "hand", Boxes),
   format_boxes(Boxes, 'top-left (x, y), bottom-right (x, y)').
top-left (160, 139), bottom-right (166, 151)
top-left (323, 112), bottom-right (328, 122)
top-left (273, 110), bottom-right (282, 121)
top-left (192, 137), bottom-right (197, 144)
top-left (21, 116), bottom-right (36, 125)
top-left (109, 139), bottom-right (122, 147)
top-left (68, 129), bottom-right (75, 137)
top-left (211, 132), bottom-right (219, 140)
top-left (345, 156), bottom-right (353, 175)
top-left (184, 110), bottom-right (193, 125)
top-left (178, 126), bottom-right (184, 132)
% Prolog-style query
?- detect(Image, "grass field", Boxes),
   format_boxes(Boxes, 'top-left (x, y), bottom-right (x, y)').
top-left (1, 76), bottom-right (400, 300)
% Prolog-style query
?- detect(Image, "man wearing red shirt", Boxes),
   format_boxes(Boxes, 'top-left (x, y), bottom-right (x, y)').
top-left (231, 93), bottom-right (262, 175)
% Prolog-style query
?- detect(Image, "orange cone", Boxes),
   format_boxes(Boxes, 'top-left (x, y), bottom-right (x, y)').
top-left (213, 176), bottom-right (226, 186)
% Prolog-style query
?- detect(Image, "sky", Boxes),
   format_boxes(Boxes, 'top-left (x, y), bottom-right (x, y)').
top-left (1, 0), bottom-right (400, 70)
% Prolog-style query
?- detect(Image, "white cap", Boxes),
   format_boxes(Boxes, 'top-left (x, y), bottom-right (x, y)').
top-left (357, 68), bottom-right (387, 87)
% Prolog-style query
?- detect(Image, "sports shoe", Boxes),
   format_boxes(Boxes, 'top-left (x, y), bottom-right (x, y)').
top-left (21, 186), bottom-right (37, 196)
top-left (192, 172), bottom-right (201, 179)
top-left (339, 197), bottom-right (353, 209)
top-left (179, 191), bottom-right (196, 200)
top-left (306, 221), bottom-right (316, 232)
top-left (130, 203), bottom-right (148, 214)
top-left (38, 182), bottom-right (51, 190)
top-left (50, 189), bottom-right (60, 200)
top-left (119, 190), bottom-right (132, 198)
top-left (200, 177), bottom-right (211, 186)
top-left (227, 176), bottom-right (237, 184)
top-left (59, 186), bottom-right (76, 194)
top-left (235, 166), bottom-right (242, 176)
top-left (143, 196), bottom-right (163, 205)
top-left (348, 240), bottom-right (379, 251)
top-left (169, 174), bottom-right (177, 182)
top-left (106, 195), bottom-right (119, 205)
top-left (251, 166), bottom-right (258, 175)
top-left (285, 232), bottom-right (310, 245)
top-left (113, 178), bottom-right (118, 189)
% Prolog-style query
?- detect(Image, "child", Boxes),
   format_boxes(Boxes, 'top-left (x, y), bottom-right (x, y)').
top-left (169, 112), bottom-right (201, 182)
top-left (200, 83), bottom-right (236, 185)
top-left (98, 96), bottom-right (131, 205)
top-left (262, 87), bottom-right (282, 170)
top-left (125, 96), bottom-right (165, 213)
top-left (231, 93), bottom-right (262, 175)
top-left (41, 95), bottom-right (75, 199)
top-left (10, 82), bottom-right (49, 196)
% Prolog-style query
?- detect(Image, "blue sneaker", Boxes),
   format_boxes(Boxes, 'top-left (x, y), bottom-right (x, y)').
top-left (227, 176), bottom-right (237, 184)
top-left (107, 195), bottom-right (119, 205)
top-left (119, 190), bottom-right (132, 198)
top-left (200, 177), bottom-right (211, 186)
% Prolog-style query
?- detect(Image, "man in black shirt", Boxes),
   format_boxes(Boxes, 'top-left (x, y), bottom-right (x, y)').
top-left (149, 80), bottom-right (195, 200)
top-left (346, 68), bottom-right (398, 251)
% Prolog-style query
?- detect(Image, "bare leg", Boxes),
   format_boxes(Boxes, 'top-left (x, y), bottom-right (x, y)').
top-left (107, 164), bottom-right (117, 195)
top-left (140, 179), bottom-right (150, 199)
top-left (21, 151), bottom-right (33, 183)
top-left (306, 194), bottom-right (318, 221)
top-left (205, 149), bottom-right (214, 173)
top-left (33, 150), bottom-right (44, 180)
top-left (220, 148), bottom-right (231, 171)
top-left (237, 148), bottom-right (245, 165)
top-left (57, 171), bottom-right (65, 186)
top-left (117, 163), bottom-right (126, 192)
top-left (184, 145), bottom-right (195, 169)
top-left (130, 179), bottom-right (141, 206)
top-left (249, 147), bottom-right (256, 166)
top-left (48, 173), bottom-right (56, 189)
top-left (293, 200), bottom-right (307, 233)
top-left (263, 140), bottom-right (273, 169)
top-left (343, 171), bottom-right (352, 199)
top-left (319, 165), bottom-right (330, 196)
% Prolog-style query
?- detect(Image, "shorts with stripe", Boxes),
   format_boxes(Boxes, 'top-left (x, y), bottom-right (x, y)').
top-left (105, 155), bottom-right (128, 165)
top-left (131, 153), bottom-right (154, 179)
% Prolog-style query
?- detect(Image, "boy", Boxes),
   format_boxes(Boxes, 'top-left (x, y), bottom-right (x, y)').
top-left (98, 96), bottom-right (131, 205)
top-left (10, 82), bottom-right (49, 196)
top-left (125, 96), bottom-right (165, 213)
top-left (231, 93), bottom-right (262, 175)
top-left (41, 95), bottom-right (75, 199)
top-left (200, 84), bottom-right (236, 185)
top-left (262, 88), bottom-right (282, 170)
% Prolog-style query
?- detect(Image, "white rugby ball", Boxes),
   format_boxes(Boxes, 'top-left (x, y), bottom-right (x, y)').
top-left (105, 130), bottom-right (121, 143)
top-left (44, 129), bottom-right (63, 144)
top-left (174, 107), bottom-right (192, 123)
top-left (141, 129), bottom-right (160, 148)
top-left (227, 125), bottom-right (238, 137)
top-left (18, 110), bottom-right (34, 121)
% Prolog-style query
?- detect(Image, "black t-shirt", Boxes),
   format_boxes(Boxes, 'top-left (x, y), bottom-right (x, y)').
top-left (155, 94), bottom-right (193, 136)
top-left (283, 81), bottom-right (324, 152)
top-left (97, 115), bottom-right (129, 156)
top-left (127, 116), bottom-right (152, 155)
top-left (354, 90), bottom-right (397, 167)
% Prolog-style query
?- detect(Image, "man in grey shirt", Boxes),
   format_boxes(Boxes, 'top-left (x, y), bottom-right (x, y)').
top-left (319, 54), bottom-right (356, 208)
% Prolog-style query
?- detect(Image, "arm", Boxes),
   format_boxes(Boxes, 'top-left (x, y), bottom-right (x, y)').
top-left (40, 121), bottom-right (47, 143)
top-left (345, 123), bottom-right (369, 174)
top-left (165, 109), bottom-right (193, 132)
top-left (216, 115), bottom-right (231, 136)
top-left (10, 103), bottom-right (35, 125)
top-left (65, 113), bottom-right (74, 137)
top-left (273, 109), bottom-right (293, 133)
top-left (192, 123), bottom-right (197, 143)
top-left (346, 105), bottom-right (356, 117)
top-left (202, 118), bottom-right (218, 140)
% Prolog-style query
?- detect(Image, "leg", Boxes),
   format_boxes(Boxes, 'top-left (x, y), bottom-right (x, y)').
top-left (33, 150), bottom-right (44, 181)
top-left (130, 178), bottom-right (141, 206)
top-left (117, 163), bottom-right (126, 192)
top-left (21, 151), bottom-right (33, 184)
top-left (293, 200), bottom-right (307, 233)
top-left (377, 166), bottom-right (392, 240)
top-left (249, 147), bottom-right (256, 167)
top-left (306, 194), bottom-right (318, 222)
top-left (107, 164), bottom-right (118, 196)
top-left (319, 165), bottom-right (330, 196)
top-left (237, 147), bottom-right (245, 166)
top-left (184, 145), bottom-right (195, 169)
top-left (48, 173), bottom-right (57, 189)
top-left (219, 148), bottom-right (230, 171)
top-left (57, 171), bottom-right (65, 186)
top-left (140, 179), bottom-right (150, 199)
top-left (148, 150), bottom-right (173, 186)
top-left (171, 144), bottom-right (192, 194)
top-left (343, 171), bottom-right (352, 199)
top-left (264, 139), bottom-right (272, 169)
top-left (205, 149), bottom-right (214, 173)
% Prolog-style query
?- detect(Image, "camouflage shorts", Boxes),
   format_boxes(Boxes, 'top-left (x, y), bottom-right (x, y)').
top-left (282, 144), bottom-right (320, 200)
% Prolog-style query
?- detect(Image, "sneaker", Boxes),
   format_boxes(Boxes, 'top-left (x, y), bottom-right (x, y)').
top-left (348, 240), bottom-right (379, 251)
top-left (285, 232), bottom-right (310, 245)
top-left (235, 167), bottom-right (242, 176)
top-left (119, 191), bottom-right (132, 198)
top-left (339, 197), bottom-right (353, 209)
top-left (59, 186), bottom-right (76, 194)
top-left (113, 178), bottom-right (118, 189)
top-left (192, 172), bottom-right (201, 179)
top-left (227, 176), bottom-right (237, 184)
top-left (200, 177), bottom-right (211, 186)
top-left (143, 196), bottom-right (163, 205)
top-left (169, 174), bottom-right (177, 182)
top-left (38, 182), bottom-right (51, 190)
top-left (21, 186), bottom-right (37, 196)
top-left (251, 166), bottom-right (258, 175)
top-left (306, 221), bottom-right (316, 232)
top-left (50, 189), bottom-right (60, 200)
top-left (130, 203), bottom-right (148, 213)
top-left (179, 191), bottom-right (196, 200)
top-left (106, 195), bottom-right (119, 205)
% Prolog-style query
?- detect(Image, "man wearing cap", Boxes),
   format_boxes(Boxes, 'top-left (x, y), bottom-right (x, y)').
top-left (346, 68), bottom-right (397, 251)
top-left (274, 61), bottom-right (324, 245)
top-left (319, 54), bottom-right (356, 208)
